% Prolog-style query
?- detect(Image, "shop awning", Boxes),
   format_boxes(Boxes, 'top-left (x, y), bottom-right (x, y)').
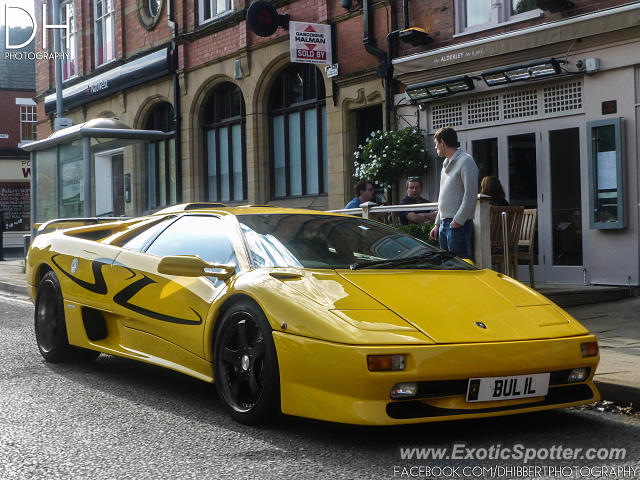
top-left (393, 3), bottom-right (640, 84)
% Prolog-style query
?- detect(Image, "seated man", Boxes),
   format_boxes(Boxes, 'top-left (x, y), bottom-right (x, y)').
top-left (345, 180), bottom-right (375, 209)
top-left (399, 177), bottom-right (436, 225)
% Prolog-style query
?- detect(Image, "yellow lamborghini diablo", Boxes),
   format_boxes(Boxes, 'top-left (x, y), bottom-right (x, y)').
top-left (26, 204), bottom-right (600, 425)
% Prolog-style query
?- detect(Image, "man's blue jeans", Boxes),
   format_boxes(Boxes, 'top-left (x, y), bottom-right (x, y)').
top-left (439, 218), bottom-right (473, 259)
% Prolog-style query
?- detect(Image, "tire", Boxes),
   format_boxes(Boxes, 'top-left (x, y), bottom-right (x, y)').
top-left (34, 271), bottom-right (100, 363)
top-left (213, 300), bottom-right (280, 425)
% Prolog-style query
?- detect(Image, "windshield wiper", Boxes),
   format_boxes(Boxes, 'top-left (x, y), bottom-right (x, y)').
top-left (349, 251), bottom-right (457, 270)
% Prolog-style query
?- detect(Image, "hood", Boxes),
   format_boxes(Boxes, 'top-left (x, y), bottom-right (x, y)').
top-left (335, 269), bottom-right (588, 343)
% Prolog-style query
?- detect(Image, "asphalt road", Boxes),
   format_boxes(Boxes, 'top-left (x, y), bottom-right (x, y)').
top-left (1, 294), bottom-right (639, 480)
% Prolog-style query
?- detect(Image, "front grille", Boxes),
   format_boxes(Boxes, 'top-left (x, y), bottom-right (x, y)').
top-left (406, 368), bottom-right (591, 401)
top-left (386, 384), bottom-right (595, 419)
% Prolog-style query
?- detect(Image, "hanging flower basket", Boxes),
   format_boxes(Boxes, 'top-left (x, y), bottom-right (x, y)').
top-left (353, 127), bottom-right (430, 191)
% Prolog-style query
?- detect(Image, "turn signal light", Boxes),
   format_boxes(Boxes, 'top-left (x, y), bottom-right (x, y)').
top-left (367, 354), bottom-right (406, 371)
top-left (580, 342), bottom-right (599, 357)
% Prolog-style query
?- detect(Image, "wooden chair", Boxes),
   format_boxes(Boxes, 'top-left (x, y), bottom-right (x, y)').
top-left (518, 208), bottom-right (538, 288)
top-left (490, 206), bottom-right (524, 279)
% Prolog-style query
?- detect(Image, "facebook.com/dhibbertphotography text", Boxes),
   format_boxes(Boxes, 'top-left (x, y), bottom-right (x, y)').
top-left (392, 442), bottom-right (637, 478)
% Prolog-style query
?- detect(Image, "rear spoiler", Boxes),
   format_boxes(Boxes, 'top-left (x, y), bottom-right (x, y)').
top-left (34, 217), bottom-right (134, 236)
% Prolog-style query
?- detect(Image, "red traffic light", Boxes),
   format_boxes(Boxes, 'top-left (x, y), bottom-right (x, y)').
top-left (247, 1), bottom-right (290, 37)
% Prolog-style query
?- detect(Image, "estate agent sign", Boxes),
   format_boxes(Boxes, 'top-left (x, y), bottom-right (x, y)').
top-left (290, 22), bottom-right (332, 65)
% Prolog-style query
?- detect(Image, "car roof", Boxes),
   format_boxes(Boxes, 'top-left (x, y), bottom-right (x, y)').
top-left (153, 203), bottom-right (349, 218)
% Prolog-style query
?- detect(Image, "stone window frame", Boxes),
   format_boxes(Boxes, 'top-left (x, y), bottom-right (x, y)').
top-left (60, 0), bottom-right (78, 81)
top-left (137, 0), bottom-right (163, 30)
top-left (454, 0), bottom-right (542, 36)
top-left (198, 0), bottom-right (233, 26)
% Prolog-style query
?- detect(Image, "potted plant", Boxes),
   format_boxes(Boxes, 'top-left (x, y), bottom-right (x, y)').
top-left (353, 127), bottom-right (430, 203)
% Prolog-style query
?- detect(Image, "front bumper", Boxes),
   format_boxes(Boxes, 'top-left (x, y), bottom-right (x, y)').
top-left (273, 332), bottom-right (600, 425)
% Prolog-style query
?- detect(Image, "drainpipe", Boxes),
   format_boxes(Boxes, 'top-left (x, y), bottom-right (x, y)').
top-left (168, 0), bottom-right (182, 203)
top-left (363, 0), bottom-right (393, 131)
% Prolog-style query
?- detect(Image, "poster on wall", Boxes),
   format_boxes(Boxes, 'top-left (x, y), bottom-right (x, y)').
top-left (0, 182), bottom-right (30, 231)
top-left (290, 22), bottom-right (332, 65)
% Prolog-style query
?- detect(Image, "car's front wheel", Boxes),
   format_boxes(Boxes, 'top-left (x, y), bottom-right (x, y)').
top-left (35, 270), bottom-right (100, 363)
top-left (213, 300), bottom-right (280, 425)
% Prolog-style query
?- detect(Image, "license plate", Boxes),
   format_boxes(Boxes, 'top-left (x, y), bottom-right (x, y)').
top-left (466, 373), bottom-right (550, 402)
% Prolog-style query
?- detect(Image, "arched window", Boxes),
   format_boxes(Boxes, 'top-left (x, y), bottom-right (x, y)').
top-left (202, 83), bottom-right (247, 202)
top-left (269, 64), bottom-right (327, 198)
top-left (145, 102), bottom-right (178, 210)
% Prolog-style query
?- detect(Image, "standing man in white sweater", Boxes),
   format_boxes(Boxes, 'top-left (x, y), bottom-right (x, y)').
top-left (429, 126), bottom-right (478, 259)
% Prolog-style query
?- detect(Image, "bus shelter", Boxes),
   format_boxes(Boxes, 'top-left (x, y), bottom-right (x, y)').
top-left (22, 118), bottom-right (168, 236)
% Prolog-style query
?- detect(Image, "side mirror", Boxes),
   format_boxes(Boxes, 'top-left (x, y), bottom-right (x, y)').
top-left (157, 255), bottom-right (235, 280)
top-left (462, 258), bottom-right (475, 266)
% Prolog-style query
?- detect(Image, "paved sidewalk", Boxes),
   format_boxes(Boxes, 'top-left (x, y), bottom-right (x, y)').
top-left (1, 256), bottom-right (638, 407)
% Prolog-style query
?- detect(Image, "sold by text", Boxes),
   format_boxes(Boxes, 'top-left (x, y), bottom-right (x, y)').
top-left (399, 443), bottom-right (626, 463)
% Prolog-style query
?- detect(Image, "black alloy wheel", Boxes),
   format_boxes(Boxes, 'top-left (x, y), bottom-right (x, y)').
top-left (213, 300), bottom-right (280, 425)
top-left (34, 271), bottom-right (100, 363)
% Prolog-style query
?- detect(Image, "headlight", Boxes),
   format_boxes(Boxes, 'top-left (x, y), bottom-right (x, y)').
top-left (567, 367), bottom-right (590, 383)
top-left (390, 382), bottom-right (418, 399)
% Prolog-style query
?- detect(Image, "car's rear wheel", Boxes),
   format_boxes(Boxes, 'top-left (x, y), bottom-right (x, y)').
top-left (35, 271), bottom-right (100, 363)
top-left (213, 300), bottom-right (280, 425)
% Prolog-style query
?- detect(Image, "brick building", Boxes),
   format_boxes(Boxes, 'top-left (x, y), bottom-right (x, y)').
top-left (0, 26), bottom-right (35, 249)
top-left (32, 0), bottom-right (640, 286)
top-left (33, 0), bottom-right (399, 218)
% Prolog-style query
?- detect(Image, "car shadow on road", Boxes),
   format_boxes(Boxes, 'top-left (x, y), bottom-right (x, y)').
top-left (43, 352), bottom-right (625, 449)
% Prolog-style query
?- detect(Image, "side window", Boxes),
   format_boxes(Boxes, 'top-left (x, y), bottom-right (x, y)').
top-left (120, 217), bottom-right (176, 251)
top-left (145, 215), bottom-right (237, 266)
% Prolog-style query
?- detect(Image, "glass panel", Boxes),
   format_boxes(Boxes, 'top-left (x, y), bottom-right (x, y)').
top-left (472, 138), bottom-right (498, 186)
top-left (203, 0), bottom-right (211, 19)
top-left (122, 217), bottom-right (175, 251)
top-left (508, 133), bottom-right (537, 208)
top-left (550, 128), bottom-right (582, 266)
top-left (96, 16), bottom-right (103, 65)
top-left (273, 116), bottom-right (286, 197)
top-left (216, 0), bottom-right (227, 14)
top-left (288, 112), bottom-right (302, 196)
top-left (146, 216), bottom-right (237, 267)
top-left (593, 124), bottom-right (618, 224)
top-left (219, 126), bottom-right (230, 202)
top-left (35, 149), bottom-right (59, 222)
top-left (168, 138), bottom-right (176, 205)
top-left (465, 0), bottom-right (491, 27)
top-left (148, 143), bottom-right (156, 209)
top-left (290, 71), bottom-right (304, 104)
top-left (511, 0), bottom-right (536, 15)
top-left (238, 214), bottom-right (475, 270)
top-left (105, 14), bottom-right (113, 61)
top-left (322, 106), bottom-right (327, 193)
top-left (207, 130), bottom-right (217, 201)
top-left (59, 140), bottom-right (83, 217)
top-left (232, 124), bottom-right (243, 201)
top-left (158, 140), bottom-right (166, 207)
top-left (304, 108), bottom-right (318, 195)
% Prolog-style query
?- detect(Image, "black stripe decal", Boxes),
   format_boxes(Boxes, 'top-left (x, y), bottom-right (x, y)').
top-left (112, 274), bottom-right (203, 326)
top-left (51, 254), bottom-right (110, 295)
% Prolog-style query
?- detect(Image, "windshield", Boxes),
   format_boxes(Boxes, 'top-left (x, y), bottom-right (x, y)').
top-left (237, 214), bottom-right (475, 270)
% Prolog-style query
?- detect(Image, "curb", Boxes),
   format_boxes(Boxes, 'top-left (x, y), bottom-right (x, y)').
top-left (595, 380), bottom-right (640, 407)
top-left (0, 281), bottom-right (29, 298)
